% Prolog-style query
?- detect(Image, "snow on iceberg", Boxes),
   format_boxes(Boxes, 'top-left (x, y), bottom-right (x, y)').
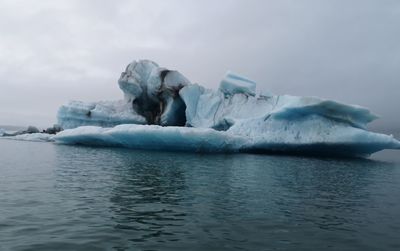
top-left (55, 59), bottom-right (400, 157)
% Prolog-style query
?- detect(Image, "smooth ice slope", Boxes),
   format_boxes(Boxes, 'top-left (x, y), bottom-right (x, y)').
top-left (55, 59), bottom-right (400, 157)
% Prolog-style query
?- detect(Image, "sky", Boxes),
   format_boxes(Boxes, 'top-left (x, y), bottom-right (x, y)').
top-left (0, 0), bottom-right (399, 129)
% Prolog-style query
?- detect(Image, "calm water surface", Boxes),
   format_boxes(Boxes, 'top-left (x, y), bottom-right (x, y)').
top-left (0, 139), bottom-right (400, 251)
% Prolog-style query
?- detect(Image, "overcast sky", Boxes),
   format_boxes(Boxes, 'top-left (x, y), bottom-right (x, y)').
top-left (0, 0), bottom-right (399, 129)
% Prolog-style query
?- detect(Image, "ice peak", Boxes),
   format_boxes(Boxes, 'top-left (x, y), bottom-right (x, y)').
top-left (219, 71), bottom-right (257, 96)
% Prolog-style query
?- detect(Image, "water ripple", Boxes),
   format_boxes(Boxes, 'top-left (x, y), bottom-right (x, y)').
top-left (0, 140), bottom-right (400, 250)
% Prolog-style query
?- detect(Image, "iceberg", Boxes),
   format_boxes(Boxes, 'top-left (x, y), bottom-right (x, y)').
top-left (55, 59), bottom-right (400, 157)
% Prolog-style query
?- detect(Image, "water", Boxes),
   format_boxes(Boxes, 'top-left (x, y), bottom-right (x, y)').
top-left (0, 139), bottom-right (400, 251)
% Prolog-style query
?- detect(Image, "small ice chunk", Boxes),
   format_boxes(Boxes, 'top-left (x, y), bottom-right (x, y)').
top-left (3, 133), bottom-right (55, 142)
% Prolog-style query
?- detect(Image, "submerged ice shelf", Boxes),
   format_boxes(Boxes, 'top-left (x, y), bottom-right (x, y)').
top-left (53, 59), bottom-right (400, 157)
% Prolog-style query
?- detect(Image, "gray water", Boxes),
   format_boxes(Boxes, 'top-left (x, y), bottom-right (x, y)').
top-left (0, 139), bottom-right (400, 251)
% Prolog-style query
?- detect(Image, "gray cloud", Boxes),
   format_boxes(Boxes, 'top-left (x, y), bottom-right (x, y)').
top-left (0, 0), bottom-right (399, 129)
